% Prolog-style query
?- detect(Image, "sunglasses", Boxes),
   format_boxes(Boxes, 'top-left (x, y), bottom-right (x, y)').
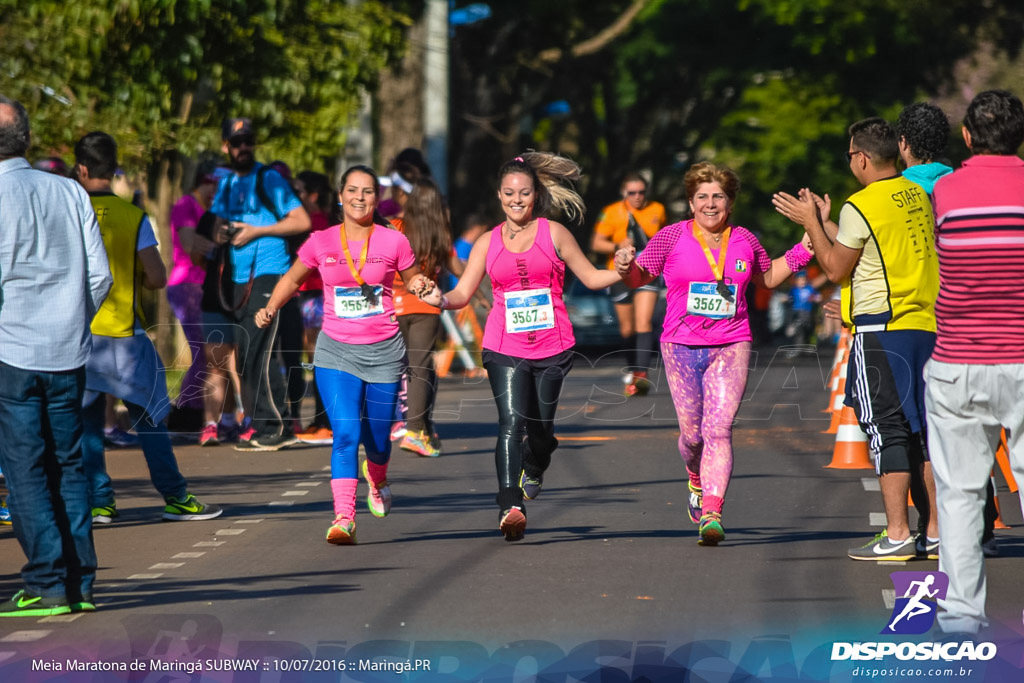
top-left (625, 190), bottom-right (646, 196)
top-left (845, 150), bottom-right (869, 163)
top-left (229, 135), bottom-right (256, 148)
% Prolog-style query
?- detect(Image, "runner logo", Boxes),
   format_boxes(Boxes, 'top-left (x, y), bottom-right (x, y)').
top-left (883, 571), bottom-right (948, 635)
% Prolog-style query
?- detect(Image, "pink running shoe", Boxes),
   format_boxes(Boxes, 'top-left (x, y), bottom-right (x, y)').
top-left (198, 422), bottom-right (220, 447)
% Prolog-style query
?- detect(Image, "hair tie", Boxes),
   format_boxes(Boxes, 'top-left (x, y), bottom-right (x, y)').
top-left (514, 156), bottom-right (524, 162)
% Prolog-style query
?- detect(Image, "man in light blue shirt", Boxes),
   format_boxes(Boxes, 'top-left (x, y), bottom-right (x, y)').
top-left (0, 94), bottom-right (112, 616)
top-left (210, 118), bottom-right (310, 450)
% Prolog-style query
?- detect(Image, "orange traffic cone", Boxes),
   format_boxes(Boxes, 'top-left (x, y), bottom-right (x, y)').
top-left (823, 329), bottom-right (850, 414)
top-left (823, 346), bottom-right (850, 434)
top-left (824, 405), bottom-right (873, 469)
top-left (995, 429), bottom-right (1018, 494)
top-left (992, 475), bottom-right (1011, 530)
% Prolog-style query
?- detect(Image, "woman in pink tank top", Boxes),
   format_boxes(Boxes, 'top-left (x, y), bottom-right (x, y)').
top-left (440, 152), bottom-right (634, 541)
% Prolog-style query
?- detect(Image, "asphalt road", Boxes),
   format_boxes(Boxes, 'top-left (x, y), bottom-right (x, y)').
top-left (1, 346), bottom-right (1022, 682)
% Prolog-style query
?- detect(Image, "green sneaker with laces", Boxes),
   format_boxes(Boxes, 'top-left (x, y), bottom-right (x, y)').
top-left (0, 590), bottom-right (71, 617)
top-left (698, 512), bottom-right (725, 546)
top-left (163, 493), bottom-right (223, 521)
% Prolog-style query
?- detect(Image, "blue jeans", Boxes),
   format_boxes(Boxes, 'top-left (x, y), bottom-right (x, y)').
top-left (315, 367), bottom-right (397, 479)
top-left (82, 394), bottom-right (188, 506)
top-left (0, 362), bottom-right (96, 601)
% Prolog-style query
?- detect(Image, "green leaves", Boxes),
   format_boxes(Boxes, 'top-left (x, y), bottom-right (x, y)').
top-left (0, 0), bottom-right (409, 171)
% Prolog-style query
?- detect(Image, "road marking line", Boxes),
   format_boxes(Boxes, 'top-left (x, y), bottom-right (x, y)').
top-left (878, 561), bottom-right (908, 567)
top-left (173, 552), bottom-right (206, 559)
top-left (869, 512), bottom-right (887, 526)
top-left (1, 631), bottom-right (52, 642)
top-left (296, 482), bottom-right (321, 487)
top-left (861, 478), bottom-right (880, 491)
top-left (127, 573), bottom-right (164, 580)
top-left (282, 490), bottom-right (309, 496)
top-left (269, 501), bottom-right (295, 506)
top-left (215, 528), bottom-right (246, 535)
top-left (194, 541), bottom-right (225, 547)
top-left (882, 589), bottom-right (896, 609)
top-left (149, 563), bottom-right (185, 570)
top-left (40, 614), bottom-right (85, 623)
top-left (321, 466), bottom-right (332, 471)
top-left (558, 436), bottom-right (613, 442)
top-left (234, 519), bottom-right (265, 524)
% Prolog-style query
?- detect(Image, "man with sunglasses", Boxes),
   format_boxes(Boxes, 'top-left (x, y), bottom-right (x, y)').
top-left (592, 172), bottom-right (667, 396)
top-left (211, 118), bottom-right (311, 451)
top-left (774, 117), bottom-right (940, 562)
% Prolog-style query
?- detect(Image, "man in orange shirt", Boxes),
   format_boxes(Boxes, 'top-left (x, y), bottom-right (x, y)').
top-left (592, 173), bottom-right (667, 395)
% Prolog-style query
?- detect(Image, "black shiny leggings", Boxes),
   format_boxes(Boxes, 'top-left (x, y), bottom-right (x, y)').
top-left (485, 360), bottom-right (567, 511)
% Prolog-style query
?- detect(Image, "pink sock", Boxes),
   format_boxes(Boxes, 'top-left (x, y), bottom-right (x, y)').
top-left (687, 469), bottom-right (702, 489)
top-left (365, 460), bottom-right (389, 486)
top-left (330, 478), bottom-right (358, 519)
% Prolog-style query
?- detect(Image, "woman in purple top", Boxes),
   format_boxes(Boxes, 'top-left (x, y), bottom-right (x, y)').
top-left (619, 162), bottom-right (814, 546)
top-left (441, 152), bottom-right (634, 541)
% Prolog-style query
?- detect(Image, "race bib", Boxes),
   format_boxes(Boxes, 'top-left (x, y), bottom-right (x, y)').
top-left (333, 285), bottom-right (385, 319)
top-left (687, 282), bottom-right (737, 319)
top-left (505, 287), bottom-right (556, 333)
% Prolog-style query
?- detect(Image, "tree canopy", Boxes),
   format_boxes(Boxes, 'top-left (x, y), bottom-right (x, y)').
top-left (0, 0), bottom-right (412, 173)
top-left (448, 0), bottom-right (1024, 249)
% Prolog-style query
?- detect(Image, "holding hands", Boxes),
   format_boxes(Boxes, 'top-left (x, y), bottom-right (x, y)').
top-left (409, 274), bottom-right (443, 307)
top-left (614, 245), bottom-right (636, 277)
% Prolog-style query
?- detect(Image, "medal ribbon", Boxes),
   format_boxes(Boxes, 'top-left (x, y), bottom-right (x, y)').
top-left (693, 225), bottom-right (734, 302)
top-left (339, 223), bottom-right (376, 303)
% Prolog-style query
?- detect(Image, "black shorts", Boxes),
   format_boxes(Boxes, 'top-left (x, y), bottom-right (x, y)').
top-left (610, 277), bottom-right (665, 304)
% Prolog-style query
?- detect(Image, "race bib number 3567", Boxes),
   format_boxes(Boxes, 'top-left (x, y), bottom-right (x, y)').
top-left (686, 282), bottom-right (737, 320)
top-left (505, 288), bottom-right (556, 333)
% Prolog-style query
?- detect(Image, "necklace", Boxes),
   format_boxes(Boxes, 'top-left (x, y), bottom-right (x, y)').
top-left (506, 222), bottom-right (529, 240)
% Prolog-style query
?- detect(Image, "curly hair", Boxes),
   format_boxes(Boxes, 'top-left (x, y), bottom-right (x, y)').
top-left (683, 162), bottom-right (740, 202)
top-left (896, 103), bottom-right (949, 163)
top-left (0, 95), bottom-right (30, 159)
top-left (498, 151), bottom-right (585, 222)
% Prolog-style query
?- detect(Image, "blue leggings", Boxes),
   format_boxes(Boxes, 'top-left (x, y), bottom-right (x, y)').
top-left (315, 367), bottom-right (398, 479)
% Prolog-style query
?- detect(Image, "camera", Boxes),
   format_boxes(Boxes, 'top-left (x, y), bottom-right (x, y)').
top-left (224, 223), bottom-right (241, 239)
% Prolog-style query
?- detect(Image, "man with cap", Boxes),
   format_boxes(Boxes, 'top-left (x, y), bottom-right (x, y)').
top-left (211, 118), bottom-right (311, 450)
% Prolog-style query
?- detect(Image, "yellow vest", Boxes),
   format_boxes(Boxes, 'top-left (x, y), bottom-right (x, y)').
top-left (843, 177), bottom-right (938, 333)
top-left (90, 194), bottom-right (145, 337)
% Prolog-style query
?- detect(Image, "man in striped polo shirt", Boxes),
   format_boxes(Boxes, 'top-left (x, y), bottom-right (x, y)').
top-left (927, 89), bottom-right (1024, 635)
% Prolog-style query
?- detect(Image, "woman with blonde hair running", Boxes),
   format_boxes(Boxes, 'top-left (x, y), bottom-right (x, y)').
top-left (441, 152), bottom-right (634, 541)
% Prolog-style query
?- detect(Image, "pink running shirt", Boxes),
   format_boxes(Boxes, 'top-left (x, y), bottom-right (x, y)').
top-left (482, 218), bottom-right (575, 359)
top-left (168, 194), bottom-right (207, 286)
top-left (297, 224), bottom-right (416, 344)
top-left (636, 220), bottom-right (771, 346)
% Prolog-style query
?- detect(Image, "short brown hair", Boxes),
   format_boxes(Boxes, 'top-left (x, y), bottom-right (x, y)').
top-left (684, 162), bottom-right (740, 202)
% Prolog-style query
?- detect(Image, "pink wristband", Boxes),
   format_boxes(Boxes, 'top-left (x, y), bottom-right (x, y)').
top-left (785, 242), bottom-right (813, 272)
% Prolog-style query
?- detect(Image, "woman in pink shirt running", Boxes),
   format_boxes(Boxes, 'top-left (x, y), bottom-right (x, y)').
top-left (618, 162), bottom-right (813, 546)
top-left (441, 152), bottom-right (634, 541)
top-left (254, 166), bottom-right (441, 545)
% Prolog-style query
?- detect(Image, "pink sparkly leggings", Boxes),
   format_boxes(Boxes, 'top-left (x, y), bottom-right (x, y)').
top-left (661, 341), bottom-right (751, 515)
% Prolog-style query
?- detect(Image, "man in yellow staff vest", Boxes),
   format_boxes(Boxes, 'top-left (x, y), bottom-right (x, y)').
top-left (73, 132), bottom-right (222, 524)
top-left (774, 117), bottom-right (940, 562)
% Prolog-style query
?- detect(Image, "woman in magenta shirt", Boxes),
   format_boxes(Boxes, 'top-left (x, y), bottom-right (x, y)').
top-left (618, 162), bottom-right (813, 546)
top-left (441, 152), bottom-right (634, 541)
top-left (167, 166), bottom-right (218, 416)
top-left (255, 166), bottom-right (441, 545)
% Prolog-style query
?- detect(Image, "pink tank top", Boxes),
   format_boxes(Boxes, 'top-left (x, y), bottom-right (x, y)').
top-left (482, 217), bottom-right (575, 359)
